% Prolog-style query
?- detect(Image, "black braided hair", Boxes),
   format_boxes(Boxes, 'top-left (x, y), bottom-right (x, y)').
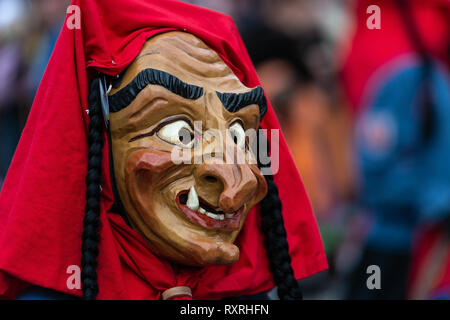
top-left (258, 131), bottom-right (303, 300)
top-left (259, 174), bottom-right (303, 300)
top-left (81, 78), bottom-right (105, 300)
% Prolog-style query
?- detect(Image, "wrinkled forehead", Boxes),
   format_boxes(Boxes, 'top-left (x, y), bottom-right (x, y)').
top-left (111, 31), bottom-right (249, 95)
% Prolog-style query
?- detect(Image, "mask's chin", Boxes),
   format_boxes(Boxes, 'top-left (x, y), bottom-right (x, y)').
top-left (140, 215), bottom-right (241, 266)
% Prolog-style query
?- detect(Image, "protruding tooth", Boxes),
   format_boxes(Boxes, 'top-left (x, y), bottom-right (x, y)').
top-left (199, 208), bottom-right (206, 214)
top-left (187, 187), bottom-right (199, 211)
top-left (225, 213), bottom-right (234, 219)
top-left (206, 212), bottom-right (221, 220)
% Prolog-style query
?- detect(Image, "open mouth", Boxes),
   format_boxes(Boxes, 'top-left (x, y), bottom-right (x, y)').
top-left (176, 187), bottom-right (243, 229)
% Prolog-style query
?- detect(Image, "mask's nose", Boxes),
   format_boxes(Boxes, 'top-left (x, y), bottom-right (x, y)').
top-left (194, 160), bottom-right (259, 213)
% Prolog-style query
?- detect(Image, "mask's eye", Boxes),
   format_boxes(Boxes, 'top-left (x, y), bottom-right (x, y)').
top-left (157, 120), bottom-right (195, 148)
top-left (229, 122), bottom-right (246, 149)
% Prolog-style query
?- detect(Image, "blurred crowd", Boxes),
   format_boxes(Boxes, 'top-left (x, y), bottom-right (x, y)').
top-left (0, 0), bottom-right (70, 186)
top-left (1, 0), bottom-right (449, 299)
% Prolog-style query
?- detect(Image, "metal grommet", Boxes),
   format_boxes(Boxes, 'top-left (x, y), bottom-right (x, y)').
top-left (162, 286), bottom-right (192, 300)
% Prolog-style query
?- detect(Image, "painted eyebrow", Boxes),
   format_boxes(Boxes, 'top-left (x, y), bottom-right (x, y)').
top-left (108, 68), bottom-right (268, 119)
top-left (108, 68), bottom-right (204, 113)
top-left (216, 86), bottom-right (268, 120)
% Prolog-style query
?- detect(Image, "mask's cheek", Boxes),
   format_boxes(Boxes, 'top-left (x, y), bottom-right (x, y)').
top-left (122, 149), bottom-right (193, 259)
top-left (123, 149), bottom-right (176, 222)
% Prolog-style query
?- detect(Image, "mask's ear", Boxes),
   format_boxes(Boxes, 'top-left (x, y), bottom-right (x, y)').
top-left (258, 133), bottom-right (303, 300)
top-left (81, 78), bottom-right (105, 300)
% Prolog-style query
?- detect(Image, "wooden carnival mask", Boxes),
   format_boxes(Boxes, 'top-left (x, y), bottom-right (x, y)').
top-left (108, 31), bottom-right (268, 267)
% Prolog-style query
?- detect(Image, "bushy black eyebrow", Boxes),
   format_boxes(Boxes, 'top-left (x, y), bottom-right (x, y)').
top-left (108, 68), bottom-right (204, 113)
top-left (216, 87), bottom-right (268, 120)
top-left (108, 68), bottom-right (268, 119)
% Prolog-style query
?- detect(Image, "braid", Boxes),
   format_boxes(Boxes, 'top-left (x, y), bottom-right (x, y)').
top-left (260, 174), bottom-right (303, 300)
top-left (81, 78), bottom-right (104, 300)
top-left (257, 131), bottom-right (303, 300)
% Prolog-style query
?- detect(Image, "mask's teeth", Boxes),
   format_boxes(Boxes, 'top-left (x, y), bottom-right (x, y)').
top-left (199, 208), bottom-right (206, 214)
top-left (186, 186), bottom-right (199, 211)
top-left (206, 212), bottom-right (224, 220)
top-left (225, 213), bottom-right (234, 219)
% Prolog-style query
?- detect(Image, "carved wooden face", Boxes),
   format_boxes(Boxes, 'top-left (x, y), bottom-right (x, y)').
top-left (108, 31), bottom-right (268, 266)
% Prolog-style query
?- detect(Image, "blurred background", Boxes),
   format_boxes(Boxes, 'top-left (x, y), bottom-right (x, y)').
top-left (1, 0), bottom-right (449, 300)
